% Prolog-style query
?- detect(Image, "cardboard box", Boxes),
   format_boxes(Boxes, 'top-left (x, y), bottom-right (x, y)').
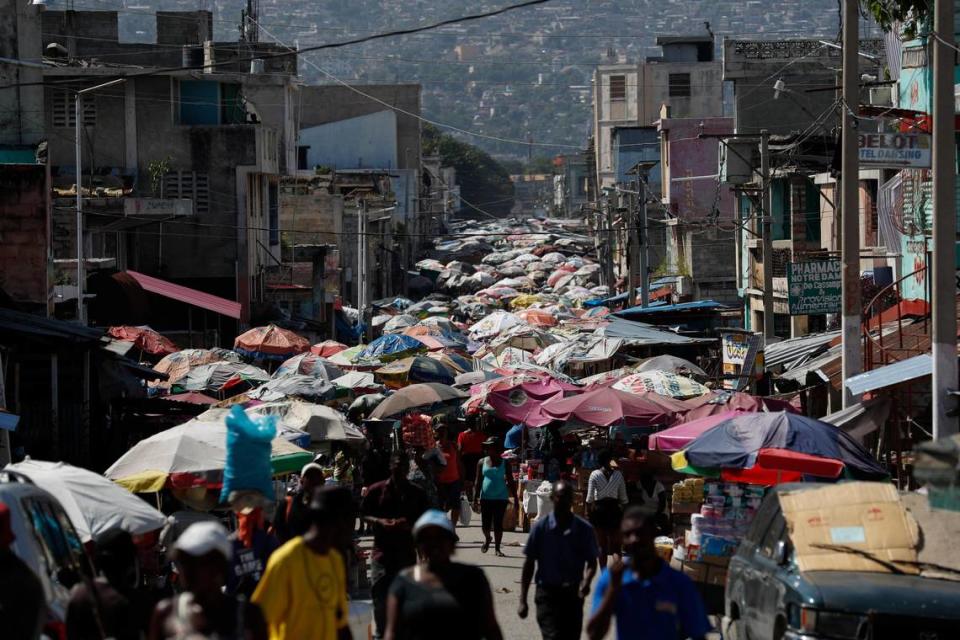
top-left (677, 559), bottom-right (707, 582)
top-left (704, 565), bottom-right (728, 586)
top-left (779, 482), bottom-right (920, 574)
top-left (700, 554), bottom-right (731, 568)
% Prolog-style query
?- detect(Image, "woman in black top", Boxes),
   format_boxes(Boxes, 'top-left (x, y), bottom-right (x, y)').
top-left (384, 510), bottom-right (503, 640)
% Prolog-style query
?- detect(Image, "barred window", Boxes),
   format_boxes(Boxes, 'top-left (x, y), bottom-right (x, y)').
top-left (162, 171), bottom-right (210, 215)
top-left (51, 89), bottom-right (96, 127)
top-left (609, 75), bottom-right (626, 101)
top-left (668, 73), bottom-right (691, 98)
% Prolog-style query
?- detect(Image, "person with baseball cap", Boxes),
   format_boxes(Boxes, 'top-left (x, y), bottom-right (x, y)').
top-left (253, 489), bottom-right (352, 640)
top-left (384, 510), bottom-right (502, 640)
top-left (0, 501), bottom-right (45, 640)
top-left (273, 462), bottom-right (326, 542)
top-left (148, 521), bottom-right (267, 640)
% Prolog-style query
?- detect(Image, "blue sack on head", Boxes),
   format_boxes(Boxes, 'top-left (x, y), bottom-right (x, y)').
top-left (220, 405), bottom-right (277, 502)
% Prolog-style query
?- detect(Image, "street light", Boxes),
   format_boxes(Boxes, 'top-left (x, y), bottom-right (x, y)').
top-left (75, 78), bottom-right (125, 325)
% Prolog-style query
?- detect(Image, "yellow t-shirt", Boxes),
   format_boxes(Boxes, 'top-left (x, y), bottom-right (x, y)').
top-left (252, 537), bottom-right (349, 640)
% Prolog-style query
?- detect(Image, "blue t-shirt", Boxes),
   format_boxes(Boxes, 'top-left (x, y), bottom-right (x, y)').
top-left (524, 512), bottom-right (599, 587)
top-left (591, 561), bottom-right (711, 640)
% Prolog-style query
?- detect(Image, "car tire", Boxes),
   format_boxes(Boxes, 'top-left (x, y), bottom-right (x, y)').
top-left (723, 615), bottom-right (747, 640)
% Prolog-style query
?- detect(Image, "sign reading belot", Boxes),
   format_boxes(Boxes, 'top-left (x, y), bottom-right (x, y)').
top-left (787, 259), bottom-right (841, 315)
top-left (858, 132), bottom-right (931, 169)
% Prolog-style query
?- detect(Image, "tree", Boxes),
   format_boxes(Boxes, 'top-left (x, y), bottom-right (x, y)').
top-left (862, 0), bottom-right (930, 39)
top-left (422, 124), bottom-right (515, 217)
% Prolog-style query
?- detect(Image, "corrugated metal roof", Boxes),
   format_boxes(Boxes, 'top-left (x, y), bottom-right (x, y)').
top-left (0, 308), bottom-right (105, 343)
top-left (844, 353), bottom-right (933, 395)
top-left (614, 300), bottom-right (726, 317)
top-left (596, 317), bottom-right (712, 344)
top-left (126, 270), bottom-right (242, 319)
top-left (765, 330), bottom-right (841, 370)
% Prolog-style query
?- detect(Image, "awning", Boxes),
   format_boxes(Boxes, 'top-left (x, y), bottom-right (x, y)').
top-left (844, 353), bottom-right (933, 395)
top-left (125, 270), bottom-right (242, 319)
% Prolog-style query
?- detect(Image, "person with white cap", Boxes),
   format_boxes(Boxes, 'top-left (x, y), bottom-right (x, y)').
top-left (384, 509), bottom-right (502, 640)
top-left (148, 521), bottom-right (267, 640)
top-left (253, 488), bottom-right (352, 640)
top-left (273, 462), bottom-right (326, 542)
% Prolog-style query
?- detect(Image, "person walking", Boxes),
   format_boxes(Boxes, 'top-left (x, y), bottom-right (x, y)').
top-left (585, 450), bottom-right (627, 568)
top-left (586, 507), bottom-right (710, 640)
top-left (0, 502), bottom-right (45, 640)
top-left (67, 528), bottom-right (142, 640)
top-left (253, 490), bottom-right (352, 640)
top-left (457, 420), bottom-right (485, 500)
top-left (518, 481), bottom-right (598, 640)
top-left (228, 507), bottom-right (280, 598)
top-left (273, 462), bottom-right (326, 542)
top-left (148, 521), bottom-right (267, 640)
top-left (384, 510), bottom-right (503, 640)
top-left (473, 437), bottom-right (516, 557)
top-left (362, 450), bottom-right (429, 639)
top-left (433, 421), bottom-right (464, 528)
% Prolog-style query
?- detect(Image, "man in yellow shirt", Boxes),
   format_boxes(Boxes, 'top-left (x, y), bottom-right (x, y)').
top-left (253, 489), bottom-right (353, 640)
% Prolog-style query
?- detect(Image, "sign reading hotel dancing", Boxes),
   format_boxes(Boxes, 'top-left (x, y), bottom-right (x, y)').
top-left (787, 259), bottom-right (841, 315)
top-left (858, 133), bottom-right (931, 169)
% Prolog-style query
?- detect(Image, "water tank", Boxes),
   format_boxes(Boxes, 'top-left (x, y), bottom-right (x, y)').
top-left (720, 139), bottom-right (756, 186)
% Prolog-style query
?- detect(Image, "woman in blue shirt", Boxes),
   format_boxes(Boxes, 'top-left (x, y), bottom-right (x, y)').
top-left (472, 437), bottom-right (516, 557)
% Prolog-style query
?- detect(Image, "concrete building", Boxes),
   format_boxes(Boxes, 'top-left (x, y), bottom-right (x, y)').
top-left (30, 10), bottom-right (300, 326)
top-left (552, 153), bottom-right (591, 218)
top-left (592, 34), bottom-right (723, 189)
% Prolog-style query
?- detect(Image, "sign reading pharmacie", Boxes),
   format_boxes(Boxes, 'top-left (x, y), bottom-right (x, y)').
top-left (787, 259), bottom-right (841, 315)
top-left (858, 132), bottom-right (931, 169)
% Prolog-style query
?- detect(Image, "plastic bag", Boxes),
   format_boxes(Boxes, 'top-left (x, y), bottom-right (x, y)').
top-left (220, 405), bottom-right (277, 503)
top-left (459, 494), bottom-right (472, 526)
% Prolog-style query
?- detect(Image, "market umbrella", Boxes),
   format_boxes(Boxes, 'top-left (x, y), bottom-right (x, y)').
top-left (359, 334), bottom-right (425, 362)
top-left (247, 375), bottom-right (334, 402)
top-left (333, 371), bottom-right (384, 393)
top-left (107, 325), bottom-right (179, 356)
top-left (612, 370), bottom-right (710, 400)
top-left (491, 325), bottom-right (561, 353)
top-left (648, 411), bottom-right (741, 454)
top-left (273, 353), bottom-right (344, 381)
top-left (679, 391), bottom-right (798, 423)
top-left (6, 459), bottom-right (167, 542)
top-left (483, 378), bottom-right (578, 424)
top-left (375, 356), bottom-right (456, 388)
top-left (179, 361), bottom-right (270, 393)
top-left (468, 311), bottom-right (524, 340)
top-left (539, 387), bottom-right (673, 429)
top-left (578, 367), bottom-right (635, 388)
top-left (310, 340), bottom-right (348, 357)
top-left (454, 370), bottom-right (500, 387)
top-left (246, 401), bottom-right (365, 447)
top-left (383, 314), bottom-right (418, 334)
top-left (634, 355), bottom-right (707, 377)
top-left (516, 308), bottom-right (557, 328)
top-left (105, 417), bottom-right (313, 492)
top-left (162, 391), bottom-right (218, 405)
top-left (348, 393), bottom-right (386, 420)
top-left (496, 347), bottom-right (534, 367)
top-left (426, 352), bottom-right (473, 374)
top-left (153, 348), bottom-right (242, 386)
top-left (234, 324), bottom-right (310, 360)
top-left (673, 412), bottom-right (888, 480)
top-left (368, 383), bottom-right (467, 420)
top-left (327, 345), bottom-right (367, 367)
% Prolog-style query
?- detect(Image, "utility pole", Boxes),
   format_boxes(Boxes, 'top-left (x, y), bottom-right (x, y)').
top-left (841, 0), bottom-right (862, 408)
top-left (627, 185), bottom-right (638, 308)
top-left (932, 0), bottom-right (958, 437)
top-left (75, 78), bottom-right (125, 326)
top-left (604, 197), bottom-right (616, 290)
top-left (760, 130), bottom-right (774, 340)
top-left (357, 199), bottom-right (367, 342)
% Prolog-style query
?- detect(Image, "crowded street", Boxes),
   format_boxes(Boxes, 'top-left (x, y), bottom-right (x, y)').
top-left (4, 0), bottom-right (960, 639)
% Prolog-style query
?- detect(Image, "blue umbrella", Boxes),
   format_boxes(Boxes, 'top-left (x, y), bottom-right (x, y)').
top-left (681, 412), bottom-right (888, 480)
top-left (359, 334), bottom-right (425, 362)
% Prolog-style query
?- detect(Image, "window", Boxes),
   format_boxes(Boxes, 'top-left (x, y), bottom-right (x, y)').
top-left (163, 171), bottom-right (210, 215)
top-left (609, 75), bottom-right (626, 101)
top-left (902, 46), bottom-right (927, 69)
top-left (268, 182), bottom-right (279, 246)
top-left (759, 511), bottom-right (786, 558)
top-left (178, 80), bottom-right (244, 125)
top-left (668, 73), bottom-right (691, 98)
top-left (52, 89), bottom-right (96, 127)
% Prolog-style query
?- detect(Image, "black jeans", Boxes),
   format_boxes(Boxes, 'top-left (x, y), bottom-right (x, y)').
top-left (535, 584), bottom-right (584, 640)
top-left (480, 499), bottom-right (508, 534)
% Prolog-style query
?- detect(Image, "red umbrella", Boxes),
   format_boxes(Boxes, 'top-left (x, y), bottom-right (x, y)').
top-left (108, 326), bottom-right (179, 356)
top-left (311, 340), bottom-right (348, 357)
top-left (539, 387), bottom-right (672, 428)
top-left (234, 324), bottom-right (309, 359)
top-left (721, 448), bottom-right (844, 485)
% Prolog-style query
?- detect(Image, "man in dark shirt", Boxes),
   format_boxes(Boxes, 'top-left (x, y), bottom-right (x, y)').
top-left (67, 528), bottom-right (142, 640)
top-left (0, 501), bottom-right (45, 640)
top-left (273, 462), bottom-right (325, 542)
top-left (358, 435), bottom-right (392, 535)
top-left (519, 480), bottom-right (599, 640)
top-left (361, 450), bottom-right (428, 639)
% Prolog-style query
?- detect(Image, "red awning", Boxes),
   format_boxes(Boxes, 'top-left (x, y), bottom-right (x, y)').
top-left (125, 270), bottom-right (242, 319)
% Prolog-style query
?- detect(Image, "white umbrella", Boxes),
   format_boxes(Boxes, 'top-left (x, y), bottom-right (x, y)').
top-left (383, 314), bottom-right (417, 334)
top-left (6, 459), bottom-right (166, 542)
top-left (469, 310), bottom-right (524, 340)
top-left (247, 401), bottom-right (365, 446)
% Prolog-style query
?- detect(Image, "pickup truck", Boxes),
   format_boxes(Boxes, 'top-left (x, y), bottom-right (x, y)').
top-left (724, 483), bottom-right (960, 640)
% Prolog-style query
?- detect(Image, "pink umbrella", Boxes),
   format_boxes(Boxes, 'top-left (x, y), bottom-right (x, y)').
top-left (311, 340), bottom-right (348, 357)
top-left (486, 380), bottom-right (577, 424)
top-left (648, 411), bottom-right (742, 453)
top-left (539, 387), bottom-right (673, 428)
top-left (679, 391), bottom-right (798, 423)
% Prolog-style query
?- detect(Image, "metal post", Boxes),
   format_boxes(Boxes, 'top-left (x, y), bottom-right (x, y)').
top-left (760, 130), bottom-right (774, 339)
top-left (628, 186), bottom-right (638, 308)
top-left (639, 177), bottom-right (650, 307)
top-left (932, 0), bottom-right (958, 437)
top-left (358, 199), bottom-right (366, 341)
top-left (841, 0), bottom-right (862, 407)
top-left (75, 93), bottom-right (84, 325)
top-left (605, 198), bottom-right (616, 291)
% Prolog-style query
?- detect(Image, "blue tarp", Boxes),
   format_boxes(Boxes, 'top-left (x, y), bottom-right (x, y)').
top-left (360, 334), bottom-right (425, 361)
top-left (682, 412), bottom-right (888, 480)
top-left (584, 281), bottom-right (672, 308)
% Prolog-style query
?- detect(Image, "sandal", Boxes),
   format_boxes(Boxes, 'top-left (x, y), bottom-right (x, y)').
top-left (481, 540), bottom-right (490, 553)
top-left (495, 549), bottom-right (506, 557)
